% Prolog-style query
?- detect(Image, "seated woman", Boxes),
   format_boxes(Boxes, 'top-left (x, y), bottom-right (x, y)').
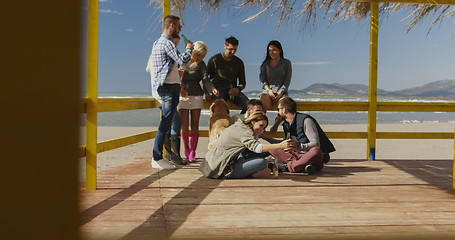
top-left (259, 40), bottom-right (292, 112)
top-left (198, 112), bottom-right (295, 179)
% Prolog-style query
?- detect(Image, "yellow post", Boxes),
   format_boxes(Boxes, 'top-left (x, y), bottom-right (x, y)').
top-left (86, 0), bottom-right (99, 190)
top-left (367, 1), bottom-right (379, 161)
top-left (163, 0), bottom-right (171, 24)
top-left (160, 0), bottom-right (171, 157)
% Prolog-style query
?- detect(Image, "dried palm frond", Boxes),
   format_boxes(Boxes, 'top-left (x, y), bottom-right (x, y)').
top-left (150, 0), bottom-right (454, 35)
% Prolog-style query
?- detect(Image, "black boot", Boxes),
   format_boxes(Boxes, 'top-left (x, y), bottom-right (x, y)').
top-left (163, 132), bottom-right (172, 161)
top-left (323, 153), bottom-right (330, 164)
top-left (170, 134), bottom-right (186, 165)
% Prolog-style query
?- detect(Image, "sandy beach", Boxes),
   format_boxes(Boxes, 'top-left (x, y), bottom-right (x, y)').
top-left (79, 122), bottom-right (454, 179)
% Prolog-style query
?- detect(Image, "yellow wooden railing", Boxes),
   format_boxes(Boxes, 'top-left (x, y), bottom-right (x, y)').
top-left (79, 99), bottom-right (455, 158)
top-left (83, 0), bottom-right (455, 190)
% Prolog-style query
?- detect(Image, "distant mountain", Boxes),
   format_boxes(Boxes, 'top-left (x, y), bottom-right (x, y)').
top-left (246, 79), bottom-right (455, 98)
top-left (301, 83), bottom-right (396, 96)
top-left (394, 79), bottom-right (455, 97)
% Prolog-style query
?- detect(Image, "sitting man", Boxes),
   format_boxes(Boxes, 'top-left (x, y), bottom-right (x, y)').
top-left (231, 99), bottom-right (264, 123)
top-left (207, 36), bottom-right (249, 114)
top-left (261, 97), bottom-right (335, 175)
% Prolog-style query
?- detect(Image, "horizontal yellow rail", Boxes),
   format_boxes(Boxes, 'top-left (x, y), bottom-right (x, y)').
top-left (80, 98), bottom-right (455, 113)
top-left (377, 102), bottom-right (455, 112)
top-left (78, 129), bottom-right (453, 158)
top-left (376, 132), bottom-right (454, 139)
top-left (79, 130), bottom-right (157, 158)
top-left (297, 101), bottom-right (370, 111)
top-left (80, 98), bottom-right (159, 113)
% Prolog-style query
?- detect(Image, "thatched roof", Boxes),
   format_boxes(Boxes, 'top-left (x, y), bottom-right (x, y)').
top-left (151, 0), bottom-right (454, 35)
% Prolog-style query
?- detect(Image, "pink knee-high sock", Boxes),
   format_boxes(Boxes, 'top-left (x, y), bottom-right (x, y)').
top-left (189, 132), bottom-right (199, 162)
top-left (181, 131), bottom-right (190, 159)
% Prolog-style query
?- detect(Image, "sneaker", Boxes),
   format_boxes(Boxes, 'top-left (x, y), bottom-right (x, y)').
top-left (304, 164), bottom-right (317, 175)
top-left (151, 159), bottom-right (176, 169)
top-left (277, 163), bottom-right (289, 173)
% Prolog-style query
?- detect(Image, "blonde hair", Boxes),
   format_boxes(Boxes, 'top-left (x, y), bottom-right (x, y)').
top-left (190, 41), bottom-right (208, 67)
top-left (244, 111), bottom-right (268, 129)
top-left (193, 41), bottom-right (208, 55)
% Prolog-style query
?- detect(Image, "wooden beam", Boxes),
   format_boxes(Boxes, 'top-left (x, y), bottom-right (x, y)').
top-left (368, 1), bottom-right (379, 160)
top-left (81, 99), bottom-right (455, 113)
top-left (97, 98), bottom-right (159, 112)
top-left (97, 130), bottom-right (157, 154)
top-left (86, 0), bottom-right (98, 190)
top-left (378, 102), bottom-right (455, 112)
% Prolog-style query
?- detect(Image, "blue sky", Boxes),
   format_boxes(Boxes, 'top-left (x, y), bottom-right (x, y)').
top-left (83, 0), bottom-right (455, 94)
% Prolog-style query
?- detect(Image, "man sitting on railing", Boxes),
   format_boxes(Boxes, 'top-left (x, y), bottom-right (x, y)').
top-left (262, 97), bottom-right (335, 175)
top-left (206, 36), bottom-right (249, 114)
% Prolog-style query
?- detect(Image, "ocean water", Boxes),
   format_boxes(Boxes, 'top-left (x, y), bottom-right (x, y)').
top-left (79, 93), bottom-right (455, 126)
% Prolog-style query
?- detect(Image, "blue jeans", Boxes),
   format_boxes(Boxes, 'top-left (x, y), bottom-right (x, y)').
top-left (213, 88), bottom-right (249, 114)
top-left (153, 84), bottom-right (180, 160)
top-left (231, 155), bottom-right (268, 179)
top-left (158, 106), bottom-right (181, 136)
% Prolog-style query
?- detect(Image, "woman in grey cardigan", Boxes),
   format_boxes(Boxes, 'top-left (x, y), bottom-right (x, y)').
top-left (199, 112), bottom-right (295, 179)
top-left (259, 40), bottom-right (292, 112)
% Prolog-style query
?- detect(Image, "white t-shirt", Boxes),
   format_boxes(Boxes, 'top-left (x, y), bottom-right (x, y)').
top-left (146, 56), bottom-right (181, 104)
top-left (164, 62), bottom-right (180, 84)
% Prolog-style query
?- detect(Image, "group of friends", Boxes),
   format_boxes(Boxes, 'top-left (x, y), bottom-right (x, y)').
top-left (146, 15), bottom-right (335, 179)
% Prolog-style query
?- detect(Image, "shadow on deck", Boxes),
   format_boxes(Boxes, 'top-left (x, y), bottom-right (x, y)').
top-left (80, 158), bottom-right (455, 240)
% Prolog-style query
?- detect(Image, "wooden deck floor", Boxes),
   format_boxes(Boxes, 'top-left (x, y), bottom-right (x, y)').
top-left (80, 158), bottom-right (455, 240)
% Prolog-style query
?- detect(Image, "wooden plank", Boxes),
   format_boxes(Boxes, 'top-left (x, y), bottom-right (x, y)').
top-left (80, 156), bottom-right (455, 240)
top-left (97, 98), bottom-right (159, 112)
top-left (80, 98), bottom-right (455, 113)
top-left (97, 130), bottom-right (157, 154)
top-left (377, 132), bottom-right (454, 139)
top-left (378, 102), bottom-right (455, 112)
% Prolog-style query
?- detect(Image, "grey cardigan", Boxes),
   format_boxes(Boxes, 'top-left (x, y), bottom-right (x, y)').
top-left (199, 119), bottom-right (261, 178)
top-left (259, 58), bottom-right (292, 95)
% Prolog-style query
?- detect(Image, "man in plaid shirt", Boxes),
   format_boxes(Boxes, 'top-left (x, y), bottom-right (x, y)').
top-left (150, 15), bottom-right (193, 169)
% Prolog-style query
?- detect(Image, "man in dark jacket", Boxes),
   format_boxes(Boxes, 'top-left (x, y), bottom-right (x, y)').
top-left (266, 97), bottom-right (335, 175)
top-left (206, 36), bottom-right (249, 114)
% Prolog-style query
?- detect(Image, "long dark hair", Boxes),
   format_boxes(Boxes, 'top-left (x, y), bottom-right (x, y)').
top-left (263, 40), bottom-right (284, 64)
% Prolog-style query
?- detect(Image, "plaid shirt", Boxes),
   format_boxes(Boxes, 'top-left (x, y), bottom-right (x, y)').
top-left (150, 34), bottom-right (192, 91)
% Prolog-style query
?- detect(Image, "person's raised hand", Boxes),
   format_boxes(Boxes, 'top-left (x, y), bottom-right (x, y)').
top-left (279, 139), bottom-right (294, 151)
top-left (186, 41), bottom-right (194, 50)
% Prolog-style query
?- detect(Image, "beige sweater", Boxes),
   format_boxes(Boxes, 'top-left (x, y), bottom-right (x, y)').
top-left (198, 119), bottom-right (261, 178)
